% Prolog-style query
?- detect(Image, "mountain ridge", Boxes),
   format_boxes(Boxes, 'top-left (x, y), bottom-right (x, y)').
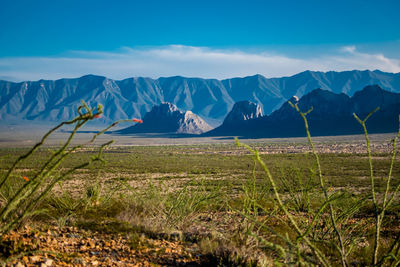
top-left (116, 102), bottom-right (212, 135)
top-left (1, 70), bottom-right (400, 126)
top-left (205, 85), bottom-right (400, 138)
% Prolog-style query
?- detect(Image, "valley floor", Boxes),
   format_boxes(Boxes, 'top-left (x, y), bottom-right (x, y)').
top-left (0, 130), bottom-right (400, 266)
top-left (0, 123), bottom-right (397, 150)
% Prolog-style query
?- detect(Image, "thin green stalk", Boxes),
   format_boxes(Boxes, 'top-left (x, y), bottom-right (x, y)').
top-left (301, 193), bottom-right (344, 238)
top-left (242, 159), bottom-right (258, 216)
top-left (236, 140), bottom-right (331, 267)
top-left (251, 158), bottom-right (257, 215)
top-left (290, 102), bottom-right (348, 267)
top-left (251, 232), bottom-right (287, 260)
top-left (234, 206), bottom-right (297, 261)
top-left (88, 119), bottom-right (134, 143)
top-left (4, 130), bottom-right (93, 224)
top-left (2, 118), bottom-right (130, 228)
top-left (0, 100), bottom-right (137, 234)
top-left (0, 109), bottom-right (131, 223)
top-left (375, 115), bottom-right (400, 267)
top-left (0, 103), bottom-right (95, 211)
top-left (353, 108), bottom-right (381, 266)
top-left (3, 141), bottom-right (112, 233)
top-left (381, 115), bottom-right (400, 211)
top-left (0, 115), bottom-right (85, 190)
top-left (0, 119), bottom-right (87, 222)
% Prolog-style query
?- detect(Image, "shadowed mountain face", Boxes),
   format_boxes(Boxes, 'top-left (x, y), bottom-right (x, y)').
top-left (1, 70), bottom-right (400, 125)
top-left (223, 100), bottom-right (263, 125)
top-left (116, 102), bottom-right (212, 135)
top-left (204, 85), bottom-right (400, 138)
top-left (207, 101), bottom-right (263, 136)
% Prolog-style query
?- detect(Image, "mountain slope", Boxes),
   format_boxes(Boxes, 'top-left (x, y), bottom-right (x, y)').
top-left (117, 102), bottom-right (212, 134)
top-left (1, 70), bottom-right (399, 125)
top-left (206, 101), bottom-right (263, 136)
top-left (205, 85), bottom-right (400, 138)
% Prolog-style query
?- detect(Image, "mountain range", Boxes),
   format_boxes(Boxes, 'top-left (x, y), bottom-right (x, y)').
top-left (205, 85), bottom-right (400, 138)
top-left (1, 70), bottom-right (400, 126)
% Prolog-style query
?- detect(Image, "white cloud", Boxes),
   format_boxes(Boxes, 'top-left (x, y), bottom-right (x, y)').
top-left (341, 45), bottom-right (357, 53)
top-left (330, 45), bottom-right (400, 73)
top-left (0, 45), bottom-right (399, 82)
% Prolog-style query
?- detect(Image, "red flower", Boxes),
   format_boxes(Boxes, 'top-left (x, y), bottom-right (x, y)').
top-left (23, 176), bottom-right (29, 182)
top-left (132, 118), bottom-right (143, 123)
top-left (94, 114), bottom-right (102, 118)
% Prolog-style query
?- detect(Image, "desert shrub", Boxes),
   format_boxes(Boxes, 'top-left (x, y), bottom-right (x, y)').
top-left (0, 101), bottom-right (135, 234)
top-left (233, 104), bottom-right (400, 266)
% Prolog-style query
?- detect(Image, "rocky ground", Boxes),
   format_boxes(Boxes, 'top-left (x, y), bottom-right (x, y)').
top-left (1, 225), bottom-right (208, 266)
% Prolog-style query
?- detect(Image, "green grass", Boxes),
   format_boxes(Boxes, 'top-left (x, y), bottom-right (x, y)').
top-left (4, 103), bottom-right (400, 265)
top-left (0, 137), bottom-right (400, 265)
top-left (1, 147), bottom-right (397, 191)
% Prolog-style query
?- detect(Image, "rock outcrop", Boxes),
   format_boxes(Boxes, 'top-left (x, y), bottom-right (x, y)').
top-left (222, 101), bottom-right (263, 125)
top-left (205, 101), bottom-right (262, 136)
top-left (203, 85), bottom-right (400, 138)
top-left (117, 102), bottom-right (212, 134)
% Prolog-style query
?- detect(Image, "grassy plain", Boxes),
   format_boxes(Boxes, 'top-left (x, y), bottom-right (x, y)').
top-left (0, 130), bottom-right (399, 265)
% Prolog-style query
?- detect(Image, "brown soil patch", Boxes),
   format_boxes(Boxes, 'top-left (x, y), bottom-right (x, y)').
top-left (0, 226), bottom-right (206, 266)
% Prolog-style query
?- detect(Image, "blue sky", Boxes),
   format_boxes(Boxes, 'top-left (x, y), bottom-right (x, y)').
top-left (1, 0), bottom-right (399, 81)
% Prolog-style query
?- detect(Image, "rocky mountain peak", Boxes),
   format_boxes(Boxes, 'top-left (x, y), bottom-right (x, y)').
top-left (350, 85), bottom-right (400, 115)
top-left (117, 102), bottom-right (211, 135)
top-left (147, 102), bottom-right (180, 117)
top-left (177, 110), bottom-right (212, 134)
top-left (204, 85), bottom-right (400, 138)
top-left (223, 100), bottom-right (263, 125)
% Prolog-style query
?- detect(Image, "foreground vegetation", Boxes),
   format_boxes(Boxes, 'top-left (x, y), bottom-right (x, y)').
top-left (0, 103), bottom-right (399, 266)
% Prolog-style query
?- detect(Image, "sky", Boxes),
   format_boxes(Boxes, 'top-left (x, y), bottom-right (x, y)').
top-left (0, 0), bottom-right (400, 81)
